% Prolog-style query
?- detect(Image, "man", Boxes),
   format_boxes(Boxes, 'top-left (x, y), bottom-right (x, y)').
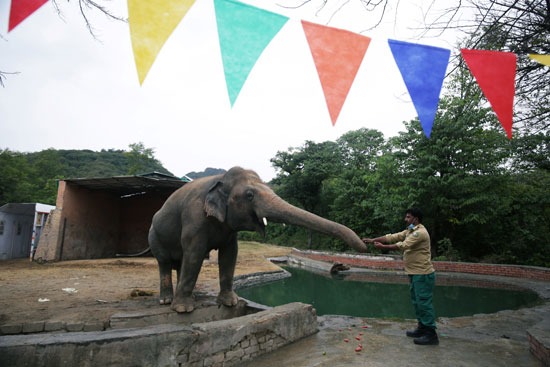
top-left (362, 208), bottom-right (439, 345)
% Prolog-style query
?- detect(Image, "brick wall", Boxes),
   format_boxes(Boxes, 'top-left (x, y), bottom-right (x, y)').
top-left (291, 249), bottom-right (550, 281)
top-left (528, 329), bottom-right (550, 367)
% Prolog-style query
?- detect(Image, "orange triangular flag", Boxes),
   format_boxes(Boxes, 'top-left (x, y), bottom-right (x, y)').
top-left (301, 21), bottom-right (371, 125)
top-left (529, 54), bottom-right (550, 67)
top-left (461, 49), bottom-right (516, 139)
top-left (128, 0), bottom-right (196, 85)
top-left (9, 0), bottom-right (48, 32)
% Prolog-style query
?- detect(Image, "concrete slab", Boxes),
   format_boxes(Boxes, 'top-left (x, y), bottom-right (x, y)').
top-left (243, 307), bottom-right (548, 367)
top-left (0, 302), bottom-right (318, 367)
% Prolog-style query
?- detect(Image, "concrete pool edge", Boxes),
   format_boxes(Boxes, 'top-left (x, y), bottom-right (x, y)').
top-left (285, 249), bottom-right (550, 365)
top-left (0, 301), bottom-right (318, 367)
top-left (1, 249), bottom-right (548, 366)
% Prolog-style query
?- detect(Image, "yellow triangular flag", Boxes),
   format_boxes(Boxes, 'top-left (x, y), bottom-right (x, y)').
top-left (129, 0), bottom-right (196, 85)
top-left (529, 54), bottom-right (550, 67)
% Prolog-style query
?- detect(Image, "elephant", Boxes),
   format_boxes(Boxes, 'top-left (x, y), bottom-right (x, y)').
top-left (148, 166), bottom-right (368, 313)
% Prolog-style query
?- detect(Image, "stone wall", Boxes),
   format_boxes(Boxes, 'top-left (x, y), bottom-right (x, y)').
top-left (0, 302), bottom-right (317, 367)
top-left (179, 302), bottom-right (317, 366)
top-left (33, 208), bottom-right (63, 261)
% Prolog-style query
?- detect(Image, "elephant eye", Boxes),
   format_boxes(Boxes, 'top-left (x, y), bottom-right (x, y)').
top-left (246, 190), bottom-right (254, 201)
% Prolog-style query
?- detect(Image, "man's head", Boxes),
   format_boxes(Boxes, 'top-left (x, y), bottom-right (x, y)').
top-left (405, 208), bottom-right (423, 226)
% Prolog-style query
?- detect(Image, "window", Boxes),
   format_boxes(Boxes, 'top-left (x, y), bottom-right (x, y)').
top-left (35, 213), bottom-right (44, 226)
top-left (0, 221), bottom-right (4, 235)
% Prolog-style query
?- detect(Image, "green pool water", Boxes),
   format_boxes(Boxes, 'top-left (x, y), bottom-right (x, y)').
top-left (238, 266), bottom-right (541, 318)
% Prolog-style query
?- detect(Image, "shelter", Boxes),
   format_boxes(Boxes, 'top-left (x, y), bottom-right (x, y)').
top-left (34, 173), bottom-right (188, 261)
top-left (0, 203), bottom-right (55, 260)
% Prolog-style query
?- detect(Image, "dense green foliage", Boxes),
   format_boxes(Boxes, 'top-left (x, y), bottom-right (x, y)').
top-left (0, 143), bottom-right (172, 206)
top-left (250, 70), bottom-right (550, 267)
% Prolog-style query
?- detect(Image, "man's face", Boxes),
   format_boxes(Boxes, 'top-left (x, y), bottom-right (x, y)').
top-left (404, 213), bottom-right (417, 226)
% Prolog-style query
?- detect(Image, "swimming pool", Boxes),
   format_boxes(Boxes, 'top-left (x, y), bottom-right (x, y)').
top-left (238, 266), bottom-right (542, 318)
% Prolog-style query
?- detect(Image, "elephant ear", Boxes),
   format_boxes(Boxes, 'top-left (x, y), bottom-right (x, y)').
top-left (204, 181), bottom-right (227, 223)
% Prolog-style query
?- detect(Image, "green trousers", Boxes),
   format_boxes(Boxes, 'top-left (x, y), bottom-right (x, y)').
top-left (409, 273), bottom-right (437, 329)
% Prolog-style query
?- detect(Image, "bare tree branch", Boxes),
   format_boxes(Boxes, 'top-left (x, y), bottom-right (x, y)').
top-left (52, 0), bottom-right (126, 40)
top-left (0, 71), bottom-right (20, 88)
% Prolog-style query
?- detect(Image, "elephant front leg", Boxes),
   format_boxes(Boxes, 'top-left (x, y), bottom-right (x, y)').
top-left (157, 261), bottom-right (174, 305)
top-left (217, 236), bottom-right (239, 307)
top-left (172, 254), bottom-right (204, 313)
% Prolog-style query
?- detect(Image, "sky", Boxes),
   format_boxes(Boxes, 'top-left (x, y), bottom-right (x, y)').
top-left (0, 0), bottom-right (465, 181)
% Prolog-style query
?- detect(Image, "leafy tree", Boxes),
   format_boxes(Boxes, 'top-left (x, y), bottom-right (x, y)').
top-left (0, 149), bottom-right (36, 204)
top-left (321, 129), bottom-right (388, 238)
top-left (0, 145), bottom-right (173, 206)
top-left (124, 142), bottom-right (164, 175)
top-left (337, 128), bottom-right (385, 172)
top-left (509, 131), bottom-right (550, 172)
top-left (271, 140), bottom-right (343, 214)
top-left (459, 0), bottom-right (550, 133)
top-left (265, 53), bottom-right (549, 266)
top-left (500, 169), bottom-right (550, 267)
top-left (26, 148), bottom-right (67, 203)
top-left (270, 140), bottom-right (343, 247)
top-left (387, 67), bottom-right (511, 257)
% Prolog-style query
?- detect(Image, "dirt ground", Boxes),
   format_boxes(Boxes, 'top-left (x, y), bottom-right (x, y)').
top-left (2, 243), bottom-right (548, 366)
top-left (0, 242), bottom-right (291, 328)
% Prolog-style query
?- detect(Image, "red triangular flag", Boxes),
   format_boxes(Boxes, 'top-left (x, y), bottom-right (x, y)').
top-left (9, 0), bottom-right (49, 32)
top-left (302, 21), bottom-right (371, 125)
top-left (461, 49), bottom-right (516, 139)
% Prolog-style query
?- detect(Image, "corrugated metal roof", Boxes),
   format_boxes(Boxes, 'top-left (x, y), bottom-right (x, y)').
top-left (63, 172), bottom-right (187, 196)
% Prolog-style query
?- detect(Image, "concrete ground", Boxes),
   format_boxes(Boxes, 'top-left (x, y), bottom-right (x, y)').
top-left (1, 246), bottom-right (548, 366)
top-left (242, 309), bottom-right (548, 367)
top-left (242, 275), bottom-right (550, 367)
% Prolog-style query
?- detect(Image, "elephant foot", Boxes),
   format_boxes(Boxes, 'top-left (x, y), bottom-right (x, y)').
top-left (217, 290), bottom-right (239, 307)
top-left (159, 274), bottom-right (174, 305)
top-left (159, 288), bottom-right (174, 305)
top-left (171, 296), bottom-right (195, 313)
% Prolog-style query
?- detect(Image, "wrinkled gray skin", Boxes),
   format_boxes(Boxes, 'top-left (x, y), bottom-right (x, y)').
top-left (148, 166), bottom-right (368, 313)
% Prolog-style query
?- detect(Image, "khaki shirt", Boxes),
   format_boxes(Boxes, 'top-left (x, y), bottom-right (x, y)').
top-left (385, 224), bottom-right (434, 275)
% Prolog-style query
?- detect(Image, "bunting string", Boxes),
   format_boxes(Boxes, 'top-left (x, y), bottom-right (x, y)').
top-left (6, 0), bottom-right (550, 139)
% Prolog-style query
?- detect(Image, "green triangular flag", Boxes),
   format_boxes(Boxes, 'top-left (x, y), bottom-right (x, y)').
top-left (214, 0), bottom-right (289, 106)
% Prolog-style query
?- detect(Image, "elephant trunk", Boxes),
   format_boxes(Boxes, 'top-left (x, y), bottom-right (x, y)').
top-left (261, 195), bottom-right (368, 253)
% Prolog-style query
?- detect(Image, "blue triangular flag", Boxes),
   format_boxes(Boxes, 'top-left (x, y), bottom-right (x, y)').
top-left (214, 0), bottom-right (289, 106)
top-left (388, 39), bottom-right (450, 138)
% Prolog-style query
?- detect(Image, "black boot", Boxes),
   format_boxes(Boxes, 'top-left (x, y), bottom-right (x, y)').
top-left (413, 327), bottom-right (439, 345)
top-left (406, 323), bottom-right (427, 338)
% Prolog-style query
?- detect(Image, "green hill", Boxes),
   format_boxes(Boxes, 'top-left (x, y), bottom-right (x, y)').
top-left (0, 146), bottom-right (173, 206)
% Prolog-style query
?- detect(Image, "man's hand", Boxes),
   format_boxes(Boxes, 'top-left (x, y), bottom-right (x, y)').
top-left (362, 238), bottom-right (374, 243)
top-left (373, 241), bottom-right (385, 249)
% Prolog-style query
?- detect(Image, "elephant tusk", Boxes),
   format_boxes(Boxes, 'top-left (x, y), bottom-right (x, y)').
top-left (263, 217), bottom-right (268, 226)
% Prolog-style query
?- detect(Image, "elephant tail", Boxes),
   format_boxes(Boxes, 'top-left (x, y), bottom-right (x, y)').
top-left (115, 247), bottom-right (151, 257)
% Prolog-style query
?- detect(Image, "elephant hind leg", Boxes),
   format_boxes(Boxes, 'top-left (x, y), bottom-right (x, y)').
top-left (150, 229), bottom-right (177, 305)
